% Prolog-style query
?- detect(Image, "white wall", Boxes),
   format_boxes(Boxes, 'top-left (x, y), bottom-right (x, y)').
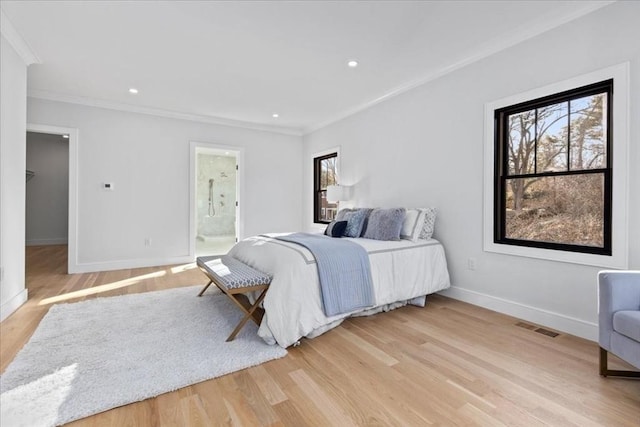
top-left (303, 2), bottom-right (640, 340)
top-left (0, 35), bottom-right (28, 321)
top-left (27, 99), bottom-right (303, 272)
top-left (26, 132), bottom-right (69, 245)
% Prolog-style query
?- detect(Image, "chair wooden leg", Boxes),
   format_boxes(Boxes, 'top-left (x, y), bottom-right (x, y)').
top-left (599, 347), bottom-right (608, 376)
top-left (599, 347), bottom-right (640, 378)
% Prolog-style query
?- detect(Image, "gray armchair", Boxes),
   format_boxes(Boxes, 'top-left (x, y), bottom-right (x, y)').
top-left (598, 270), bottom-right (640, 378)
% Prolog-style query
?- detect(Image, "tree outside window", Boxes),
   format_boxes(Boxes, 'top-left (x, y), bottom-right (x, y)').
top-left (494, 79), bottom-right (612, 255)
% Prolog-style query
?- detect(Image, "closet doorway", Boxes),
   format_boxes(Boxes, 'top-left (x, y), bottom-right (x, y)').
top-left (25, 124), bottom-right (78, 274)
top-left (190, 142), bottom-right (242, 257)
top-left (25, 131), bottom-right (69, 248)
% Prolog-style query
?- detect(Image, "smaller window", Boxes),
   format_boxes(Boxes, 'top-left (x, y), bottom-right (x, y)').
top-left (313, 152), bottom-right (338, 224)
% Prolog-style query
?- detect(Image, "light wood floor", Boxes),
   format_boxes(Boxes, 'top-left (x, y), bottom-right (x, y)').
top-left (1, 245), bottom-right (639, 426)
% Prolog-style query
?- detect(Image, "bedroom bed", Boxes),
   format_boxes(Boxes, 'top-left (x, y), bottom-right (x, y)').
top-left (228, 232), bottom-right (450, 348)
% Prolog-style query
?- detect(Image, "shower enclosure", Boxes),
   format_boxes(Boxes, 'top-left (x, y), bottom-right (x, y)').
top-left (195, 150), bottom-right (237, 255)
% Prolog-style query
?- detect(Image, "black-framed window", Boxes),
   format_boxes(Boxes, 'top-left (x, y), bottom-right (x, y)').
top-left (313, 152), bottom-right (338, 224)
top-left (494, 79), bottom-right (612, 255)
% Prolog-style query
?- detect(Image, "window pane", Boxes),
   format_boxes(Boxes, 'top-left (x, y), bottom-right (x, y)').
top-left (320, 161), bottom-right (328, 189)
top-left (507, 110), bottom-right (536, 175)
top-left (325, 157), bottom-right (337, 187)
top-left (319, 157), bottom-right (337, 190)
top-left (536, 102), bottom-right (568, 173)
top-left (328, 157), bottom-right (337, 186)
top-left (570, 93), bottom-right (606, 170)
top-left (505, 174), bottom-right (604, 247)
top-left (317, 191), bottom-right (337, 222)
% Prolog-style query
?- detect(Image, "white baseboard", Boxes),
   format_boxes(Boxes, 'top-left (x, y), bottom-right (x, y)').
top-left (438, 286), bottom-right (598, 342)
top-left (0, 288), bottom-right (28, 322)
top-left (26, 238), bottom-right (68, 246)
top-left (69, 255), bottom-right (194, 274)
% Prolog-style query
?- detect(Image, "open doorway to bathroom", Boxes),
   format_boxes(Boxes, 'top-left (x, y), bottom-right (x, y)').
top-left (192, 145), bottom-right (240, 257)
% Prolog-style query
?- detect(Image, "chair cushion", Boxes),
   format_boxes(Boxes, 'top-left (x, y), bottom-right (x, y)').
top-left (197, 255), bottom-right (271, 289)
top-left (612, 310), bottom-right (640, 342)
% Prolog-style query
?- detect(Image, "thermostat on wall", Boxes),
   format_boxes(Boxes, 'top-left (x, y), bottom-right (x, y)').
top-left (103, 182), bottom-right (114, 190)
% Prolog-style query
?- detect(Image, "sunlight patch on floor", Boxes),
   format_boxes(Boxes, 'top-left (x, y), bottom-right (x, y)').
top-left (0, 363), bottom-right (77, 426)
top-left (170, 263), bottom-right (197, 274)
top-left (38, 271), bottom-right (167, 305)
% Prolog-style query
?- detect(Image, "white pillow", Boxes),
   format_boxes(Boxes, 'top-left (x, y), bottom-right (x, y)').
top-left (419, 208), bottom-right (437, 240)
top-left (400, 208), bottom-right (428, 242)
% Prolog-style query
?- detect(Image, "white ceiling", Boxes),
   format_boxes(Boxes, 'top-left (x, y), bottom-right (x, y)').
top-left (1, 1), bottom-right (612, 135)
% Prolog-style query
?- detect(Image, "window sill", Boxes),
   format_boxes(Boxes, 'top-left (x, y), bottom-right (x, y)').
top-left (483, 240), bottom-right (627, 269)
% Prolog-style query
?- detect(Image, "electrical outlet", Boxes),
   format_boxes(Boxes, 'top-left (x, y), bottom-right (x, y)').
top-left (467, 257), bottom-right (477, 270)
top-left (144, 238), bottom-right (151, 247)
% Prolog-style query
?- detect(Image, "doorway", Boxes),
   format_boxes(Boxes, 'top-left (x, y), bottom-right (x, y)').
top-left (190, 143), bottom-right (241, 257)
top-left (26, 124), bottom-right (78, 274)
top-left (25, 132), bottom-right (69, 247)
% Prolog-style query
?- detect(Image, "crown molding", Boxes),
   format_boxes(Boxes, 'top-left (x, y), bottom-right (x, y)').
top-left (0, 9), bottom-right (40, 65)
top-left (303, 0), bottom-right (615, 135)
top-left (27, 90), bottom-right (304, 137)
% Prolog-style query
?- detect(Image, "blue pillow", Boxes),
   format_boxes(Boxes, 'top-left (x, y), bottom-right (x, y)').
top-left (324, 220), bottom-right (348, 237)
top-left (343, 210), bottom-right (368, 238)
top-left (335, 208), bottom-right (354, 221)
top-left (363, 208), bottom-right (406, 241)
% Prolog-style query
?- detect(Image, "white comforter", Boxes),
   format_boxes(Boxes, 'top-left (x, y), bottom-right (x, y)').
top-left (228, 234), bottom-right (451, 348)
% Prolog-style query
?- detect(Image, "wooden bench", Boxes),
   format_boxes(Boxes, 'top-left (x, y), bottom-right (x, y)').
top-left (196, 255), bottom-right (272, 341)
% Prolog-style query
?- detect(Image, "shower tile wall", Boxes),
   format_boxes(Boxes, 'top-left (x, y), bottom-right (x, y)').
top-left (197, 154), bottom-right (236, 239)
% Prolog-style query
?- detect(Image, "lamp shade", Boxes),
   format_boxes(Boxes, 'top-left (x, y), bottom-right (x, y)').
top-left (326, 185), bottom-right (350, 202)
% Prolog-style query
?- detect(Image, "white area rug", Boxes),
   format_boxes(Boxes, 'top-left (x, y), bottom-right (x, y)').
top-left (0, 286), bottom-right (287, 427)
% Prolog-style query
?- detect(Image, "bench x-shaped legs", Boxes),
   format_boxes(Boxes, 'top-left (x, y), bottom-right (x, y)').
top-left (198, 278), bottom-right (270, 341)
top-left (224, 286), bottom-right (269, 341)
top-left (197, 280), bottom-right (214, 297)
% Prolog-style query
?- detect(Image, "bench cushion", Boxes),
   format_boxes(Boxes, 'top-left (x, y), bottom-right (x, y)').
top-left (197, 255), bottom-right (271, 289)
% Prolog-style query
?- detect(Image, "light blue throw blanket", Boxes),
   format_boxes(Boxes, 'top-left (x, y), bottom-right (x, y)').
top-left (275, 233), bottom-right (375, 316)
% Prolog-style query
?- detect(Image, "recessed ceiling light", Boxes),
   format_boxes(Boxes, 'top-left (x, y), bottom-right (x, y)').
top-left (225, 151), bottom-right (230, 155)
top-left (62, 134), bottom-right (69, 139)
top-left (129, 88), bottom-right (139, 94)
top-left (272, 113), bottom-right (279, 118)
top-left (347, 60), bottom-right (359, 68)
